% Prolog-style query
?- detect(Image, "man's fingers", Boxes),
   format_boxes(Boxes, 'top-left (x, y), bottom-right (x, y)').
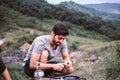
top-left (65, 61), bottom-right (70, 65)
top-left (55, 63), bottom-right (64, 71)
top-left (67, 61), bottom-right (69, 65)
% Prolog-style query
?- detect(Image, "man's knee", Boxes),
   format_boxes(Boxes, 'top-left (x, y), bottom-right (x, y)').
top-left (41, 50), bottom-right (49, 57)
top-left (40, 50), bottom-right (49, 63)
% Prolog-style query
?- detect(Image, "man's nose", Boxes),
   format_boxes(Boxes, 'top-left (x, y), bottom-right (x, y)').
top-left (59, 39), bottom-right (64, 43)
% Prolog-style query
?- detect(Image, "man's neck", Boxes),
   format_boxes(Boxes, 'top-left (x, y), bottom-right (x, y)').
top-left (49, 36), bottom-right (57, 49)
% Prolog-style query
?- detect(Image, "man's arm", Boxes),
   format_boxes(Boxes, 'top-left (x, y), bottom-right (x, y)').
top-left (0, 41), bottom-right (4, 47)
top-left (2, 69), bottom-right (11, 80)
top-left (62, 52), bottom-right (72, 68)
top-left (29, 52), bottom-right (64, 71)
top-left (0, 39), bottom-right (7, 47)
top-left (62, 52), bottom-right (70, 61)
top-left (30, 52), bottom-right (54, 70)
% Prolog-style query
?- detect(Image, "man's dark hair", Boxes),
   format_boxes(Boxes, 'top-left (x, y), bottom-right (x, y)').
top-left (52, 23), bottom-right (69, 35)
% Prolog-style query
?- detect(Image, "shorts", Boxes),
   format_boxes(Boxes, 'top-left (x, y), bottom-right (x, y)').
top-left (0, 57), bottom-right (6, 74)
top-left (23, 59), bottom-right (62, 77)
top-left (23, 59), bottom-right (35, 77)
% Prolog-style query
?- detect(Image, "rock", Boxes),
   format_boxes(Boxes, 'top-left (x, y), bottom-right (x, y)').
top-left (88, 55), bottom-right (98, 62)
top-left (70, 51), bottom-right (87, 58)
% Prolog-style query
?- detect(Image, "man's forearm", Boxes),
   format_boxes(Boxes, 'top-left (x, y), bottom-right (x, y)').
top-left (38, 63), bottom-right (55, 70)
top-left (30, 61), bottom-right (54, 70)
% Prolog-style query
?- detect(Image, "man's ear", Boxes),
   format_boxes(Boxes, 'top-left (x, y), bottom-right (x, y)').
top-left (51, 31), bottom-right (55, 36)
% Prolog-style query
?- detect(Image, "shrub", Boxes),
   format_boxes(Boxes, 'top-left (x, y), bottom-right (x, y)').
top-left (105, 43), bottom-right (120, 80)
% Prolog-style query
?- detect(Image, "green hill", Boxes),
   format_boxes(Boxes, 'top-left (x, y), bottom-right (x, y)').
top-left (59, 1), bottom-right (120, 21)
top-left (85, 3), bottom-right (120, 14)
top-left (0, 5), bottom-right (110, 52)
top-left (1, 0), bottom-right (120, 40)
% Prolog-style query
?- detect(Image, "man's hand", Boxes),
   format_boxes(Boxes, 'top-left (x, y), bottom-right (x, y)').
top-left (53, 63), bottom-right (64, 72)
top-left (0, 38), bottom-right (7, 47)
top-left (64, 60), bottom-right (72, 68)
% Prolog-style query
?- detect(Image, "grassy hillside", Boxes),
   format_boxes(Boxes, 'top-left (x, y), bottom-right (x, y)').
top-left (71, 40), bottom-right (120, 80)
top-left (0, 5), bottom-right (111, 47)
top-left (0, 5), bottom-right (120, 80)
top-left (1, 0), bottom-right (120, 40)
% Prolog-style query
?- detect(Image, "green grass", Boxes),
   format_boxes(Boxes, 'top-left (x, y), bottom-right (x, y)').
top-left (72, 41), bottom-right (120, 80)
top-left (7, 64), bottom-right (34, 80)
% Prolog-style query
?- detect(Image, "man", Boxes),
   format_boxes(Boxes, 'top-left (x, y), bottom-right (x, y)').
top-left (23, 23), bottom-right (73, 77)
top-left (0, 39), bottom-right (11, 80)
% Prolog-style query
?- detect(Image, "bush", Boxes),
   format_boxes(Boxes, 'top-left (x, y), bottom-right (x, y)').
top-left (69, 41), bottom-right (79, 51)
top-left (105, 43), bottom-right (120, 80)
top-left (13, 33), bottom-right (38, 49)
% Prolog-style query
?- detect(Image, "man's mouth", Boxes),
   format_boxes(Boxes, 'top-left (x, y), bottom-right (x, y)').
top-left (57, 42), bottom-right (61, 45)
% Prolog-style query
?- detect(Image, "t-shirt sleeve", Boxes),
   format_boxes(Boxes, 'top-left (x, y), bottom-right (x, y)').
top-left (32, 38), bottom-right (45, 54)
top-left (61, 40), bottom-right (68, 53)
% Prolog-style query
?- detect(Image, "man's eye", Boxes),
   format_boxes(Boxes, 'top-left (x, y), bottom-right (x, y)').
top-left (58, 38), bottom-right (62, 39)
top-left (59, 38), bottom-right (65, 40)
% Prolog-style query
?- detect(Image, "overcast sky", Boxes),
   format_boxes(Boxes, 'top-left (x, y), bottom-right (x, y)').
top-left (47, 0), bottom-right (120, 5)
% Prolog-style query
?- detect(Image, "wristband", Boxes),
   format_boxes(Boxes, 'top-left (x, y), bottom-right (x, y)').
top-left (36, 62), bottom-right (40, 70)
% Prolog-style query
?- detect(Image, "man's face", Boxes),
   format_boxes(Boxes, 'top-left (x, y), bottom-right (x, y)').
top-left (53, 35), bottom-right (67, 46)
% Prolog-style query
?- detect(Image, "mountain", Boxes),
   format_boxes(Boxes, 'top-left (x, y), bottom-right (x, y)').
top-left (59, 1), bottom-right (120, 21)
top-left (85, 3), bottom-right (120, 14)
